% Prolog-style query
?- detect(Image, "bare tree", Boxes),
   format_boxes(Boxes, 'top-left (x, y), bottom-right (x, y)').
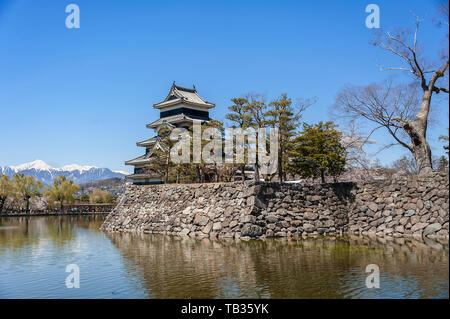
top-left (335, 80), bottom-right (421, 164)
top-left (336, 5), bottom-right (449, 174)
top-left (341, 121), bottom-right (376, 169)
top-left (391, 154), bottom-right (417, 175)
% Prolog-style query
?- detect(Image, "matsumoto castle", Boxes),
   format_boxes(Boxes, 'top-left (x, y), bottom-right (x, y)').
top-left (125, 82), bottom-right (215, 185)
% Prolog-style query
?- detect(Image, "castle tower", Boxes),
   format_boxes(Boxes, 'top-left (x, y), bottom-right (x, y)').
top-left (125, 82), bottom-right (215, 185)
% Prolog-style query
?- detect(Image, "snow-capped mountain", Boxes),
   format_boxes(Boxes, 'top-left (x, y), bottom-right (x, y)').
top-left (0, 160), bottom-right (127, 185)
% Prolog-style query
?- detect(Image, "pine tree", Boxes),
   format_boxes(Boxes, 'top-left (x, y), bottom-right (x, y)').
top-left (265, 94), bottom-right (311, 181)
top-left (146, 122), bottom-right (178, 184)
top-left (245, 94), bottom-right (267, 181)
top-left (226, 97), bottom-right (252, 181)
top-left (188, 119), bottom-right (224, 183)
top-left (287, 121), bottom-right (346, 183)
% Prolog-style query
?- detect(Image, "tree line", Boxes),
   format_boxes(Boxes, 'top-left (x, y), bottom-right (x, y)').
top-left (145, 93), bottom-right (348, 184)
top-left (144, 88), bottom-right (448, 185)
top-left (0, 174), bottom-right (117, 214)
top-left (145, 1), bottom-right (449, 182)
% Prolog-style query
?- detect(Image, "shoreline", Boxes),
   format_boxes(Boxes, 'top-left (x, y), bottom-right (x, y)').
top-left (103, 226), bottom-right (450, 243)
top-left (102, 173), bottom-right (449, 240)
top-left (0, 211), bottom-right (111, 217)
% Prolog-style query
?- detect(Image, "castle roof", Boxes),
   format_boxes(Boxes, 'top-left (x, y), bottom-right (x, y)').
top-left (146, 113), bottom-right (208, 129)
top-left (136, 136), bottom-right (158, 147)
top-left (126, 138), bottom-right (170, 166)
top-left (125, 154), bottom-right (151, 166)
top-left (153, 82), bottom-right (215, 109)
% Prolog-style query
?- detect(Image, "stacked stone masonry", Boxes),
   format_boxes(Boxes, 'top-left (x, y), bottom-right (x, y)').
top-left (101, 172), bottom-right (449, 240)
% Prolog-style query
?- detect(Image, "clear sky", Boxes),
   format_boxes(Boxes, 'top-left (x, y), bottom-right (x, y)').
top-left (0, 0), bottom-right (448, 173)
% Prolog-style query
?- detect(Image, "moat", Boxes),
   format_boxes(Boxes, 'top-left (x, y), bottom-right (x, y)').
top-left (0, 215), bottom-right (448, 298)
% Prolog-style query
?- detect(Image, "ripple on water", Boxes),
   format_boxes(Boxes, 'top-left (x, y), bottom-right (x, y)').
top-left (0, 216), bottom-right (448, 299)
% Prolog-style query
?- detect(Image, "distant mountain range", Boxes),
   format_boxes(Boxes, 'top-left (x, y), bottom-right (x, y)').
top-left (78, 177), bottom-right (128, 197)
top-left (0, 160), bottom-right (127, 185)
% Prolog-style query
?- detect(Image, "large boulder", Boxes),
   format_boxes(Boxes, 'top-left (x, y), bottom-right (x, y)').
top-left (423, 223), bottom-right (442, 237)
top-left (241, 224), bottom-right (264, 237)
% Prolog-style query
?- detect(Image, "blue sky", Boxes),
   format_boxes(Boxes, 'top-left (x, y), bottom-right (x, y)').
top-left (0, 0), bottom-right (448, 173)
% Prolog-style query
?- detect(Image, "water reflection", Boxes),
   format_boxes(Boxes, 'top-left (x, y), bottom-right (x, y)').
top-left (0, 215), bottom-right (104, 250)
top-left (0, 215), bottom-right (147, 299)
top-left (105, 231), bottom-right (449, 299)
top-left (0, 216), bottom-right (448, 299)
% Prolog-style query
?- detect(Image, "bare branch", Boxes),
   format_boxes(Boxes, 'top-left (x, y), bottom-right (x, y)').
top-left (334, 81), bottom-right (418, 154)
top-left (381, 67), bottom-right (415, 73)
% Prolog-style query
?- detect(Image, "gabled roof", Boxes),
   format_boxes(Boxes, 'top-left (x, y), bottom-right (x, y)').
top-left (126, 138), bottom-right (170, 166)
top-left (153, 82), bottom-right (215, 109)
top-left (136, 136), bottom-right (158, 147)
top-left (146, 113), bottom-right (209, 129)
top-left (125, 154), bottom-right (152, 166)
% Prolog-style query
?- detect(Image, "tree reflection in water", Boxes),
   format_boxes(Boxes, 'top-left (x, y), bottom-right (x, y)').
top-left (0, 216), bottom-right (447, 298)
top-left (105, 231), bottom-right (449, 299)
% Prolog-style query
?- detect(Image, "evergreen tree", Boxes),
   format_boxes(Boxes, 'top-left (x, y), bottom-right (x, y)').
top-left (245, 94), bottom-right (268, 181)
top-left (287, 121), bottom-right (346, 183)
top-left (265, 94), bottom-right (312, 181)
top-left (225, 98), bottom-right (252, 129)
top-left (226, 97), bottom-right (252, 181)
top-left (147, 122), bottom-right (178, 184)
top-left (226, 94), bottom-right (314, 182)
top-left (188, 119), bottom-right (224, 183)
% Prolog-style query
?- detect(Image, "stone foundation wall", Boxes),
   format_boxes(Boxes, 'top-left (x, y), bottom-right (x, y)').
top-left (348, 173), bottom-right (449, 238)
top-left (101, 172), bottom-right (449, 239)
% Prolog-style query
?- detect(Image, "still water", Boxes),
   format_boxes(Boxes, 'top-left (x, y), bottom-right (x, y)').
top-left (0, 215), bottom-right (448, 299)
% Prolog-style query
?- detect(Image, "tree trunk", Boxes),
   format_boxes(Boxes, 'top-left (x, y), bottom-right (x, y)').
top-left (253, 129), bottom-right (260, 182)
top-left (254, 145), bottom-right (260, 181)
top-left (404, 89), bottom-right (434, 174)
top-left (408, 63), bottom-right (449, 174)
top-left (278, 135), bottom-right (283, 182)
top-left (405, 122), bottom-right (433, 174)
top-left (165, 153), bottom-right (170, 183)
top-left (26, 197), bottom-right (30, 212)
top-left (213, 164), bottom-right (218, 182)
top-left (254, 161), bottom-right (260, 182)
top-left (0, 197), bottom-right (5, 214)
top-left (196, 165), bottom-right (202, 183)
top-left (320, 170), bottom-right (325, 184)
top-left (278, 153), bottom-right (283, 182)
